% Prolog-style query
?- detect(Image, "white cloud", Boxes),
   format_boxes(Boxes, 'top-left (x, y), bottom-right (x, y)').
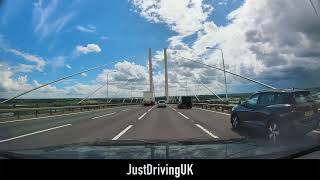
top-left (33, 0), bottom-right (75, 39)
top-left (76, 25), bottom-right (97, 33)
top-left (0, 62), bottom-right (139, 98)
top-left (0, 64), bottom-right (33, 97)
top-left (8, 48), bottom-right (46, 72)
top-left (98, 61), bottom-right (148, 83)
top-left (65, 83), bottom-right (100, 96)
top-left (81, 73), bottom-right (87, 77)
top-left (12, 64), bottom-right (35, 73)
top-left (131, 0), bottom-right (213, 36)
top-left (32, 80), bottom-right (67, 96)
top-left (66, 64), bottom-right (72, 69)
top-left (223, 0), bottom-right (320, 87)
top-left (0, 63), bottom-right (78, 98)
top-left (131, 0), bottom-right (320, 92)
top-left (76, 43), bottom-right (102, 55)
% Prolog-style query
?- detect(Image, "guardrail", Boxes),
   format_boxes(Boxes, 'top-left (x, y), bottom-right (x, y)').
top-left (0, 103), bottom-right (139, 120)
top-left (193, 103), bottom-right (235, 112)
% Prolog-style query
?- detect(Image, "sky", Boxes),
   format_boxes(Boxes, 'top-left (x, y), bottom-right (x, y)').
top-left (0, 0), bottom-right (320, 99)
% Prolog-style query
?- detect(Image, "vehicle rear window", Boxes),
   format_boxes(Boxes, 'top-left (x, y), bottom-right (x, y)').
top-left (181, 97), bottom-right (192, 102)
top-left (159, 100), bottom-right (165, 103)
top-left (293, 91), bottom-right (314, 104)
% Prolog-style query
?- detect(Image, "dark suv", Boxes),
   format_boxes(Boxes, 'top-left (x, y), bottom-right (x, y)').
top-left (231, 89), bottom-right (320, 141)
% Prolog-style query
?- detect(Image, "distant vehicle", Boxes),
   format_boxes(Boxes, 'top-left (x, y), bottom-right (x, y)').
top-left (231, 89), bottom-right (320, 141)
top-left (143, 91), bottom-right (155, 106)
top-left (177, 96), bottom-right (192, 109)
top-left (157, 100), bottom-right (167, 108)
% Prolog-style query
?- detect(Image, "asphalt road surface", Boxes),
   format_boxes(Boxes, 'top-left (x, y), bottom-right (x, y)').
top-left (0, 105), bottom-right (319, 151)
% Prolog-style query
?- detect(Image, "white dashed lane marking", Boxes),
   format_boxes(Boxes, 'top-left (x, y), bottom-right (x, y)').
top-left (195, 124), bottom-right (219, 139)
top-left (177, 112), bottom-right (190, 119)
top-left (91, 112), bottom-right (116, 120)
top-left (138, 112), bottom-right (147, 120)
top-left (112, 125), bottom-right (133, 140)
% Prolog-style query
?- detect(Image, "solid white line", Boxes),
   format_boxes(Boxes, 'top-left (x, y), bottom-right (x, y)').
top-left (194, 107), bottom-right (230, 116)
top-left (312, 130), bottom-right (320, 134)
top-left (0, 106), bottom-right (127, 124)
top-left (195, 124), bottom-right (219, 139)
top-left (121, 109), bottom-right (129, 112)
top-left (91, 112), bottom-right (116, 119)
top-left (0, 124), bottom-right (72, 143)
top-left (112, 125), bottom-right (133, 140)
top-left (138, 112), bottom-right (147, 120)
top-left (177, 112), bottom-right (189, 119)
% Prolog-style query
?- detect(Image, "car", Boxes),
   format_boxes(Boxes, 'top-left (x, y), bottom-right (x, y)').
top-left (177, 96), bottom-right (192, 109)
top-left (157, 100), bottom-right (167, 108)
top-left (231, 89), bottom-right (320, 141)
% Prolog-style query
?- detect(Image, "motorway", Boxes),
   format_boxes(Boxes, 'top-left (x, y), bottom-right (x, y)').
top-left (0, 104), bottom-right (319, 151)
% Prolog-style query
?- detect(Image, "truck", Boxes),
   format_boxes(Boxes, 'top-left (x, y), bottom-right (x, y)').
top-left (177, 96), bottom-right (192, 109)
top-left (143, 91), bottom-right (155, 106)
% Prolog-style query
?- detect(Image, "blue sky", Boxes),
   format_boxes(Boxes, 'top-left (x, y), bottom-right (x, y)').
top-left (1, 0), bottom-right (318, 98)
top-left (0, 0), bottom-right (244, 96)
top-left (0, 0), bottom-right (172, 84)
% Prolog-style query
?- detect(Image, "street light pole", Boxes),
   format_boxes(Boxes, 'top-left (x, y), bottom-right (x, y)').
top-left (105, 70), bottom-right (117, 103)
top-left (77, 70), bottom-right (117, 104)
top-left (206, 47), bottom-right (228, 103)
top-left (106, 73), bottom-right (109, 103)
top-left (186, 80), bottom-right (188, 96)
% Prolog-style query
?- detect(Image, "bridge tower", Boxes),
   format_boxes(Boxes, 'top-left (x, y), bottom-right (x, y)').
top-left (148, 48), bottom-right (154, 95)
top-left (164, 48), bottom-right (169, 102)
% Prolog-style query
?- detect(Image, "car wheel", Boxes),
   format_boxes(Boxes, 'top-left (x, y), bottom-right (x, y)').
top-left (231, 114), bottom-right (240, 129)
top-left (266, 121), bottom-right (280, 141)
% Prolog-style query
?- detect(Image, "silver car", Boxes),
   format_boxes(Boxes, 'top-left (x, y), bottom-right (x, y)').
top-left (157, 100), bottom-right (167, 108)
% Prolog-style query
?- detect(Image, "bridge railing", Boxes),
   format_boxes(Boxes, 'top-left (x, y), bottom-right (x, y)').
top-left (0, 103), bottom-right (139, 121)
top-left (193, 103), bottom-right (235, 113)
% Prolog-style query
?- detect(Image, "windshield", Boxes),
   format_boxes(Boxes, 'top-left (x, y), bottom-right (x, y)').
top-left (0, 0), bottom-right (319, 159)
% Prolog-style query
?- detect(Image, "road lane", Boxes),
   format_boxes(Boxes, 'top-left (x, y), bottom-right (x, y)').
top-left (0, 105), bottom-right (149, 151)
top-left (185, 106), bottom-right (320, 141)
top-left (0, 105), bottom-right (139, 140)
top-left (0, 124), bottom-right (72, 143)
top-left (173, 105), bottom-right (242, 140)
top-left (1, 103), bottom-right (318, 152)
top-left (119, 106), bottom-right (209, 140)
